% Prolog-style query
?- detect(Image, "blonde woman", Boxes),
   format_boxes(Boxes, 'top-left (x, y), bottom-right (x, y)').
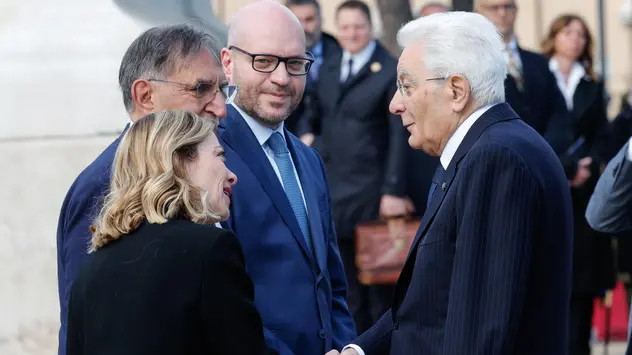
top-left (65, 110), bottom-right (274, 355)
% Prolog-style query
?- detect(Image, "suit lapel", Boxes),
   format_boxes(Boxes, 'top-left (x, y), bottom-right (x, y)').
top-left (407, 103), bottom-right (520, 254)
top-left (286, 135), bottom-right (326, 271)
top-left (572, 78), bottom-right (596, 121)
top-left (220, 107), bottom-right (316, 265)
top-left (338, 46), bottom-right (383, 103)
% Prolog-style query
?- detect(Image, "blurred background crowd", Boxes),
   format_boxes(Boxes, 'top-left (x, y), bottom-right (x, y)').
top-left (1, 0), bottom-right (631, 354)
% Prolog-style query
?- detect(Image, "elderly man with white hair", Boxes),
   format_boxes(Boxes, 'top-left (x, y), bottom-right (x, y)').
top-left (327, 11), bottom-right (574, 355)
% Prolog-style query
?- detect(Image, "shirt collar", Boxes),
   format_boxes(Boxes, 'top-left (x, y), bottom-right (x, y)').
top-left (232, 103), bottom-right (285, 146)
top-left (548, 57), bottom-right (587, 80)
top-left (310, 40), bottom-right (323, 58)
top-left (439, 103), bottom-right (497, 169)
top-left (507, 35), bottom-right (519, 52)
top-left (342, 40), bottom-right (376, 66)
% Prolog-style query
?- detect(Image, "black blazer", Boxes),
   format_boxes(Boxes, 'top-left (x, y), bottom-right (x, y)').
top-left (505, 47), bottom-right (569, 136)
top-left (313, 42), bottom-right (408, 238)
top-left (547, 75), bottom-right (615, 294)
top-left (66, 219), bottom-right (275, 355)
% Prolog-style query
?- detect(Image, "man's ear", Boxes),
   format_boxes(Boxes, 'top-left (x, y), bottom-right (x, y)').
top-left (130, 79), bottom-right (155, 116)
top-left (446, 75), bottom-right (470, 113)
top-left (221, 48), bottom-right (233, 79)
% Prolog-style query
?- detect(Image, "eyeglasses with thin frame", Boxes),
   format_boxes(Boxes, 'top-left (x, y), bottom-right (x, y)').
top-left (228, 45), bottom-right (315, 76)
top-left (396, 77), bottom-right (447, 96)
top-left (147, 79), bottom-right (238, 104)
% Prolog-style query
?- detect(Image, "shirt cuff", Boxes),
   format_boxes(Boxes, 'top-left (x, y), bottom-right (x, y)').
top-left (627, 137), bottom-right (632, 162)
top-left (343, 344), bottom-right (365, 355)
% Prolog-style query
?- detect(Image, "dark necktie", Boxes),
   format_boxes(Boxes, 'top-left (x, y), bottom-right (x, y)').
top-left (427, 165), bottom-right (446, 209)
top-left (343, 57), bottom-right (354, 85)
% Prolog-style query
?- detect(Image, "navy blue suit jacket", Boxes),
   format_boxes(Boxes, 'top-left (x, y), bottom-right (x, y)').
top-left (218, 106), bottom-right (356, 355)
top-left (56, 127), bottom-right (128, 355)
top-left (355, 103), bottom-right (574, 355)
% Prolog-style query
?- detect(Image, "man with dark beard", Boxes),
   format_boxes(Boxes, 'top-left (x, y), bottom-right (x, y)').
top-left (217, 1), bottom-right (356, 355)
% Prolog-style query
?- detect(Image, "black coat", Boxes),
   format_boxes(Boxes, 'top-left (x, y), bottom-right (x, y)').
top-left (66, 219), bottom-right (275, 355)
top-left (312, 42), bottom-right (408, 238)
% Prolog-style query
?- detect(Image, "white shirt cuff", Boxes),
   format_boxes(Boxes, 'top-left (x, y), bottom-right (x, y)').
top-left (343, 344), bottom-right (365, 355)
top-left (627, 137), bottom-right (632, 162)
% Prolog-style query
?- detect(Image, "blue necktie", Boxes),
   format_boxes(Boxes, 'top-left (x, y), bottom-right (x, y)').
top-left (427, 165), bottom-right (446, 209)
top-left (266, 132), bottom-right (312, 254)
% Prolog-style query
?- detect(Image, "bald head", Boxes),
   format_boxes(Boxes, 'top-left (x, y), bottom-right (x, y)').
top-left (228, 0), bottom-right (305, 47)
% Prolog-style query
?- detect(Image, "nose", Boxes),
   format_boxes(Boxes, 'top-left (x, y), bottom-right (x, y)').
top-left (206, 92), bottom-right (228, 119)
top-left (227, 168), bottom-right (237, 186)
top-left (269, 62), bottom-right (292, 87)
top-left (389, 91), bottom-right (405, 115)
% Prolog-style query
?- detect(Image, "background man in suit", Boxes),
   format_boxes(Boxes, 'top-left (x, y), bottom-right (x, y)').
top-left (330, 11), bottom-right (574, 355)
top-left (218, 1), bottom-right (356, 355)
top-left (304, 0), bottom-right (411, 333)
top-left (476, 0), bottom-right (568, 136)
top-left (55, 24), bottom-right (229, 355)
top-left (285, 0), bottom-right (341, 140)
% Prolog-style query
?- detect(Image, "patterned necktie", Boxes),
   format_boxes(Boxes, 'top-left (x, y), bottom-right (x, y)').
top-left (504, 46), bottom-right (524, 91)
top-left (266, 132), bottom-right (312, 254)
top-left (427, 165), bottom-right (446, 209)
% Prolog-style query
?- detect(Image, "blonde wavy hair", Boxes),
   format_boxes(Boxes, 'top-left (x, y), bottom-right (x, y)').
top-left (89, 110), bottom-right (220, 252)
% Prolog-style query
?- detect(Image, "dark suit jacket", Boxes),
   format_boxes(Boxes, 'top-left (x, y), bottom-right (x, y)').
top-left (66, 220), bottom-right (274, 355)
top-left (355, 103), bottom-right (574, 355)
top-left (218, 106), bottom-right (356, 355)
top-left (285, 32), bottom-right (341, 137)
top-left (505, 47), bottom-right (568, 136)
top-left (56, 127), bottom-right (128, 355)
top-left (313, 42), bottom-right (408, 238)
top-left (546, 76), bottom-right (615, 294)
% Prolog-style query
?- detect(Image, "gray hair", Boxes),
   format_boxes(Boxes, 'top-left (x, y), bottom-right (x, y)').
top-left (397, 11), bottom-right (507, 107)
top-left (118, 23), bottom-right (222, 113)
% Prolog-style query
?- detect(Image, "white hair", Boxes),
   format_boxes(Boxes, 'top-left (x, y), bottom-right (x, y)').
top-left (396, 11), bottom-right (507, 107)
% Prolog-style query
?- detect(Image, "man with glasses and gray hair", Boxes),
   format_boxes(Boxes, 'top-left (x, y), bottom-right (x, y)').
top-left (56, 23), bottom-right (233, 355)
top-left (218, 1), bottom-right (356, 355)
top-left (329, 11), bottom-right (573, 355)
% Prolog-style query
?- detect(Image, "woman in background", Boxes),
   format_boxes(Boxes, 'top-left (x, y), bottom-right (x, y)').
top-left (66, 110), bottom-right (275, 355)
top-left (542, 14), bottom-right (616, 355)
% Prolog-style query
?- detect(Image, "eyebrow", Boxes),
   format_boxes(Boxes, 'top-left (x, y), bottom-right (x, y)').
top-left (193, 78), bottom-right (218, 86)
top-left (212, 146), bottom-right (224, 153)
top-left (397, 70), bottom-right (411, 80)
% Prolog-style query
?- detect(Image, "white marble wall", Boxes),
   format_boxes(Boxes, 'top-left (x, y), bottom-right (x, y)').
top-left (0, 1), bottom-right (144, 354)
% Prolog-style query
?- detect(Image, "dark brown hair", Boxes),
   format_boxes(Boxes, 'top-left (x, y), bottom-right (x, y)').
top-left (336, 0), bottom-right (372, 24)
top-left (541, 14), bottom-right (595, 79)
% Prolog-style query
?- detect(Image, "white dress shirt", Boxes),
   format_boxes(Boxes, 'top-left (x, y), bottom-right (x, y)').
top-left (548, 58), bottom-right (587, 111)
top-left (340, 40), bottom-right (377, 82)
top-left (343, 102), bottom-right (497, 355)
top-left (232, 104), bottom-right (308, 210)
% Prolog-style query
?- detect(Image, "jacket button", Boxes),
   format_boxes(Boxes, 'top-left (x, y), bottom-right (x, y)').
top-left (393, 322), bottom-right (399, 330)
top-left (319, 329), bottom-right (326, 339)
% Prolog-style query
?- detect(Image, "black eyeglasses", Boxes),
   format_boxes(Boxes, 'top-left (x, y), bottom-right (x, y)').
top-left (147, 79), bottom-right (238, 104)
top-left (228, 45), bottom-right (314, 76)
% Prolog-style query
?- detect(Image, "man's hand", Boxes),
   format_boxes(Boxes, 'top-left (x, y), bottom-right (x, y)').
top-left (300, 133), bottom-right (315, 146)
top-left (380, 194), bottom-right (415, 218)
top-left (325, 349), bottom-right (359, 355)
top-left (570, 157), bottom-right (592, 187)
